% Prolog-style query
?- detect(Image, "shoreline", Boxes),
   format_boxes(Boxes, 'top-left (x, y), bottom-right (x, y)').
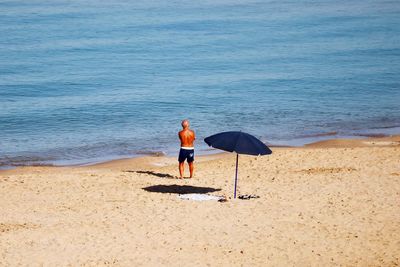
top-left (2, 125), bottom-right (400, 170)
top-left (1, 134), bottom-right (399, 174)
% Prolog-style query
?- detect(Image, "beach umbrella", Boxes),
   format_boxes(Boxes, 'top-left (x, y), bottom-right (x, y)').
top-left (204, 131), bottom-right (272, 198)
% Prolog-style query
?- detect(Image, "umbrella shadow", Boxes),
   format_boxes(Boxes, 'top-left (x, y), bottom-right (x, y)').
top-left (143, 184), bottom-right (221, 194)
top-left (124, 170), bottom-right (175, 179)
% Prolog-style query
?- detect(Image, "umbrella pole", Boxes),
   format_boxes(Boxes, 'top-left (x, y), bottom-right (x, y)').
top-left (234, 153), bottom-right (239, 198)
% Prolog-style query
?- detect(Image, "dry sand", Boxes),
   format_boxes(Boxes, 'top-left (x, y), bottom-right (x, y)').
top-left (1, 136), bottom-right (399, 266)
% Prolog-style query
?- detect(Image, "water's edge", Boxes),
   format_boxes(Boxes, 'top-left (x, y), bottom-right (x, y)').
top-left (2, 127), bottom-right (399, 170)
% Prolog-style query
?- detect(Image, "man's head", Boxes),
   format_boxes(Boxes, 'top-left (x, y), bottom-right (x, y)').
top-left (181, 119), bottom-right (190, 129)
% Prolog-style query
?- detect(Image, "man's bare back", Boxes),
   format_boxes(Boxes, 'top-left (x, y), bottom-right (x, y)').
top-left (179, 129), bottom-right (195, 147)
top-left (178, 120), bottom-right (195, 178)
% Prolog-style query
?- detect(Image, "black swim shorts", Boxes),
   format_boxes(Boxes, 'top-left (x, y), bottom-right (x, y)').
top-left (178, 148), bottom-right (194, 163)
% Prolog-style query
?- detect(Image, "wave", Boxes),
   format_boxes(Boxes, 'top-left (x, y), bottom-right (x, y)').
top-left (298, 131), bottom-right (339, 138)
top-left (135, 150), bottom-right (167, 157)
top-left (0, 155), bottom-right (56, 168)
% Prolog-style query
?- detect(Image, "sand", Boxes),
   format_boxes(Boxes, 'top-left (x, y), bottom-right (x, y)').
top-left (1, 136), bottom-right (399, 266)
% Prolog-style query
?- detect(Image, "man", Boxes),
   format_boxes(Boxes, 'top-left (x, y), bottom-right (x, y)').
top-left (178, 119), bottom-right (195, 178)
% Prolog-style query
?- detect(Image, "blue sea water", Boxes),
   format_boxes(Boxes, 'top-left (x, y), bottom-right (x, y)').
top-left (1, 0), bottom-right (400, 167)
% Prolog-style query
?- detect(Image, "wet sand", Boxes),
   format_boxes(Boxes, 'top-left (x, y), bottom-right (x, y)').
top-left (1, 136), bottom-right (399, 266)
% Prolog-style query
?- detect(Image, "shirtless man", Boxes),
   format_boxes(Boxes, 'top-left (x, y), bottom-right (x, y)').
top-left (178, 119), bottom-right (195, 178)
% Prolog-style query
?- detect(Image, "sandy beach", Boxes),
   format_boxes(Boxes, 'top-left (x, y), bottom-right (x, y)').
top-left (1, 136), bottom-right (399, 266)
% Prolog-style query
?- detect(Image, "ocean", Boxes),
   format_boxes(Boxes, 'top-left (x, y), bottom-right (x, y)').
top-left (1, 0), bottom-right (400, 167)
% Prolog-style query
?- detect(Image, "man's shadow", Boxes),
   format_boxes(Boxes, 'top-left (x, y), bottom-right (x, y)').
top-left (124, 170), bottom-right (175, 179)
top-left (143, 184), bottom-right (221, 194)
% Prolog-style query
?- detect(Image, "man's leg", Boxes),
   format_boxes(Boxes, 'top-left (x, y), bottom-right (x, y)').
top-left (188, 161), bottom-right (194, 178)
top-left (179, 162), bottom-right (185, 178)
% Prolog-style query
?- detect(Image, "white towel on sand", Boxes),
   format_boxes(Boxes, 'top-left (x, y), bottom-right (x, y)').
top-left (178, 194), bottom-right (223, 201)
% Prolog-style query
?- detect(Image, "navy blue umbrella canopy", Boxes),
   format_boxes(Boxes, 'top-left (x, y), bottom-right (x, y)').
top-left (204, 131), bottom-right (272, 198)
top-left (204, 131), bottom-right (272, 156)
